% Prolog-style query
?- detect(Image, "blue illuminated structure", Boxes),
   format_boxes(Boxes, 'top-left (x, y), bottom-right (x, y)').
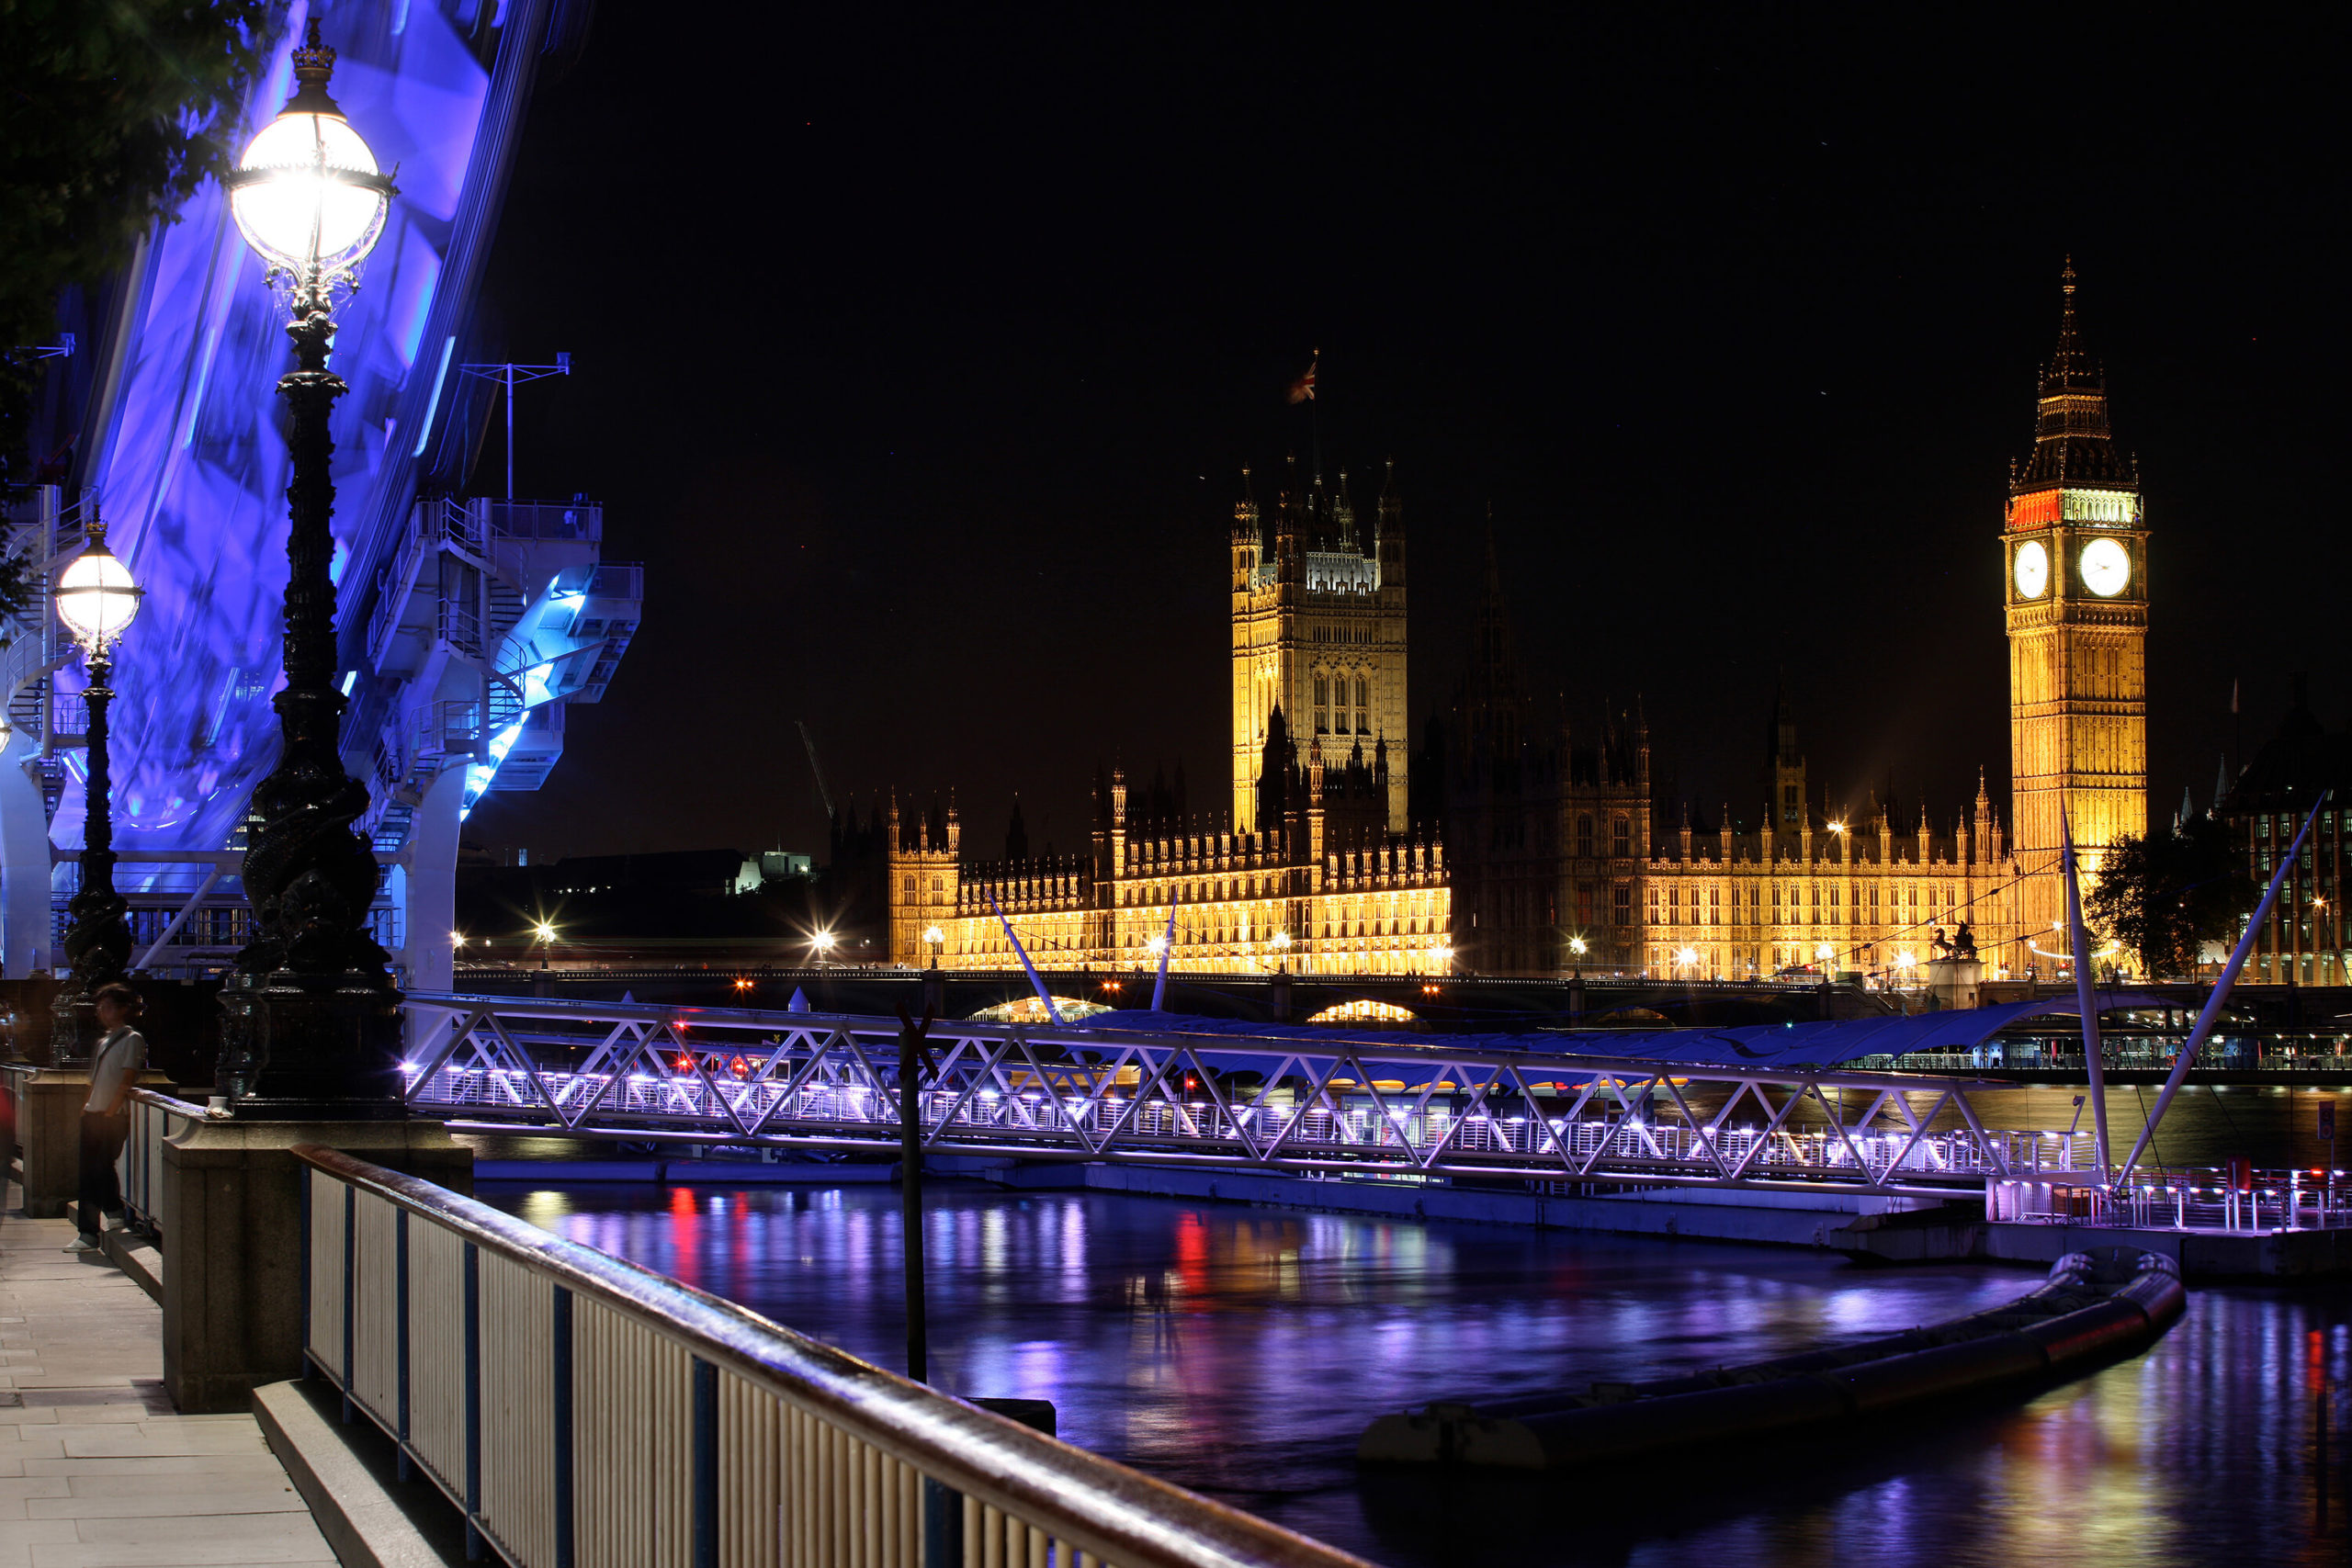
top-left (3, 0), bottom-right (636, 993)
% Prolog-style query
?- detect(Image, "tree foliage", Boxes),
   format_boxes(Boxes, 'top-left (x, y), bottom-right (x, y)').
top-left (0, 0), bottom-right (267, 513)
top-left (2086, 816), bottom-right (2256, 978)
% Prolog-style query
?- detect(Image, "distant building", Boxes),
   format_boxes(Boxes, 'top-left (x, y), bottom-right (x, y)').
top-left (2220, 677), bottom-right (2349, 985)
top-left (888, 267), bottom-right (2150, 982)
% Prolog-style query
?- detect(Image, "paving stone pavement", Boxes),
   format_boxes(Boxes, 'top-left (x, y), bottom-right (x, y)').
top-left (0, 1185), bottom-right (334, 1566)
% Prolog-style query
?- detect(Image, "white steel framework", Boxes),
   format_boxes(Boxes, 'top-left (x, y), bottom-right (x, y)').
top-left (401, 994), bottom-right (2087, 1196)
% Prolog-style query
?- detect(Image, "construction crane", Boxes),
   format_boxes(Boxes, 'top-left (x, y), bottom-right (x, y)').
top-left (797, 721), bottom-right (836, 820)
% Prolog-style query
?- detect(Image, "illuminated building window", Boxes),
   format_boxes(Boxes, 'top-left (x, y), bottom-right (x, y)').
top-left (1577, 816), bottom-right (1594, 858)
top-left (1612, 817), bottom-right (1631, 858)
top-left (1709, 886), bottom-right (1720, 924)
top-left (1646, 886), bottom-right (1660, 923)
top-left (1613, 886), bottom-right (1631, 925)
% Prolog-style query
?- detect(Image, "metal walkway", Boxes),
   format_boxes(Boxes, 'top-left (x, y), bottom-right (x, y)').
top-left (401, 993), bottom-right (2087, 1197)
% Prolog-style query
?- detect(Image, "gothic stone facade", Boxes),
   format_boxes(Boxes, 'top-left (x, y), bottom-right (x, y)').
top-left (888, 270), bottom-right (2140, 984)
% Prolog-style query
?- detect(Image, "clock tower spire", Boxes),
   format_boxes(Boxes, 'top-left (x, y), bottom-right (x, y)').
top-left (2005, 260), bottom-right (2149, 947)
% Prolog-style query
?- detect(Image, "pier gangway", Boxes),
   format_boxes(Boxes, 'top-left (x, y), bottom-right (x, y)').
top-left (398, 992), bottom-right (2109, 1197)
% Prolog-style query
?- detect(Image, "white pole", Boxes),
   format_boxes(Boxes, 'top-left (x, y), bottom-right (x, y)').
top-left (1150, 903), bottom-right (1176, 1012)
top-left (2062, 811), bottom-right (2113, 1182)
top-left (2117, 790), bottom-right (2333, 1185)
top-left (988, 891), bottom-right (1060, 1025)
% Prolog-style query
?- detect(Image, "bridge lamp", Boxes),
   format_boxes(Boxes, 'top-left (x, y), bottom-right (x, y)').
top-left (449, 931), bottom-right (465, 949)
top-left (1675, 945), bottom-right (1700, 970)
top-left (1815, 942), bottom-right (1836, 965)
top-left (1431, 943), bottom-right (1454, 971)
top-left (48, 515), bottom-right (144, 1062)
top-left (812, 930), bottom-right (838, 964)
top-left (1567, 934), bottom-right (1588, 981)
top-left (217, 17), bottom-right (406, 1113)
top-left (1271, 930), bottom-right (1292, 973)
top-left (922, 925), bottom-right (944, 969)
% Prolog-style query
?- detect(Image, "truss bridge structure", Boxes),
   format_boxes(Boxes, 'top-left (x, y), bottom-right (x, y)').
top-left (401, 994), bottom-right (2096, 1197)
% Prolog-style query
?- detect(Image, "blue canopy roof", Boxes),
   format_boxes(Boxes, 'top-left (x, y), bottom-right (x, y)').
top-left (1080, 994), bottom-right (2171, 1073)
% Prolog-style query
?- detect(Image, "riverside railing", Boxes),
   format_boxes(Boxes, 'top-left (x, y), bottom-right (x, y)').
top-left (1992, 1166), bottom-right (2352, 1234)
top-left (297, 1144), bottom-right (1369, 1568)
top-left (118, 1088), bottom-right (205, 1235)
top-left (400, 994), bottom-right (2056, 1195)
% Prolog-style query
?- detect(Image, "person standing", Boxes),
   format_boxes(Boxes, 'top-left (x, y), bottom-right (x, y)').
top-left (67, 983), bottom-right (146, 1254)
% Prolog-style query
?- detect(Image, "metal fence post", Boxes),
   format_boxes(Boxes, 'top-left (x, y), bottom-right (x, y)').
top-left (395, 1207), bottom-right (412, 1483)
top-left (553, 1283), bottom-right (574, 1568)
top-left (464, 1242), bottom-right (483, 1562)
top-left (298, 1167), bottom-right (311, 1382)
top-left (691, 1357), bottom-right (718, 1568)
top-left (923, 1477), bottom-right (964, 1566)
top-left (342, 1183), bottom-right (356, 1423)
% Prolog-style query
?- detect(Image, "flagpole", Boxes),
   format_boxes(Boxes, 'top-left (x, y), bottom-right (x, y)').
top-left (1311, 350), bottom-right (1322, 483)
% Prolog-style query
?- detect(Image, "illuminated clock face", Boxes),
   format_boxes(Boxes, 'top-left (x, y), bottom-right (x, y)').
top-left (2080, 537), bottom-right (2132, 597)
top-left (2013, 540), bottom-right (2049, 599)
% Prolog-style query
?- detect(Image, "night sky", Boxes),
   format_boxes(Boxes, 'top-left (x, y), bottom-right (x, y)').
top-left (462, 6), bottom-right (2346, 865)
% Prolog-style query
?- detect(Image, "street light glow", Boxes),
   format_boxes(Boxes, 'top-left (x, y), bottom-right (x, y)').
top-left (226, 23), bottom-right (394, 283)
top-left (534, 922), bottom-right (556, 942)
top-left (1568, 937), bottom-right (1589, 956)
top-left (922, 925), bottom-right (944, 946)
top-left (54, 527), bottom-right (142, 651)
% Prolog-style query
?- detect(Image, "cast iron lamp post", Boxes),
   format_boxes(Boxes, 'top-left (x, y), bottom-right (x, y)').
top-left (50, 516), bottom-right (142, 1063)
top-left (218, 19), bottom-right (403, 1113)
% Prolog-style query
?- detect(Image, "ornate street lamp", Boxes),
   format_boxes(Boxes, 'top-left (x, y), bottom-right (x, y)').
top-left (50, 515), bottom-right (142, 1063)
top-left (1270, 930), bottom-right (1292, 974)
top-left (922, 924), bottom-right (944, 969)
top-left (218, 19), bottom-right (402, 1113)
top-left (1567, 934), bottom-right (1588, 980)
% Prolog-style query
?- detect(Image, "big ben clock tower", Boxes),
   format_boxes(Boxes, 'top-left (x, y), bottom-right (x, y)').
top-left (2006, 261), bottom-right (2149, 942)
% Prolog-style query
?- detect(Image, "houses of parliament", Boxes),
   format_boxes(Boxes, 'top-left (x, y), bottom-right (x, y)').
top-left (883, 269), bottom-right (2149, 984)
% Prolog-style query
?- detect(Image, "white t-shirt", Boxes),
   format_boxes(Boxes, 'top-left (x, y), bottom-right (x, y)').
top-left (84, 1027), bottom-right (147, 1115)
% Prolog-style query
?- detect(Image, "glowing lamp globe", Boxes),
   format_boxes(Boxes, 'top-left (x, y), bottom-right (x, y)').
top-left (54, 533), bottom-right (141, 651)
top-left (226, 22), bottom-right (394, 281)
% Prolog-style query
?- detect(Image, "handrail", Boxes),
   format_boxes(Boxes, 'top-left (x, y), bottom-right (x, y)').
top-left (295, 1144), bottom-right (1368, 1568)
top-left (129, 1086), bottom-right (211, 1119)
top-left (400, 991), bottom-right (2008, 1091)
top-left (120, 1088), bottom-right (208, 1235)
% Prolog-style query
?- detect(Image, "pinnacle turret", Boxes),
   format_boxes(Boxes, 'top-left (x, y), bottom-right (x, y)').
top-left (2016, 259), bottom-right (2135, 490)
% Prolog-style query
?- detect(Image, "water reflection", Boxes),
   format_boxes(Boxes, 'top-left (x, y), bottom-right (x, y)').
top-left (481, 1179), bottom-right (2352, 1562)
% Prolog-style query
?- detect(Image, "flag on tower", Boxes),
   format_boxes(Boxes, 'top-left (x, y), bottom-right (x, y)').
top-left (1287, 352), bottom-right (1317, 404)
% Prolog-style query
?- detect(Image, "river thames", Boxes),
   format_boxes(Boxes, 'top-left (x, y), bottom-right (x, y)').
top-left (481, 1123), bottom-right (2352, 1566)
